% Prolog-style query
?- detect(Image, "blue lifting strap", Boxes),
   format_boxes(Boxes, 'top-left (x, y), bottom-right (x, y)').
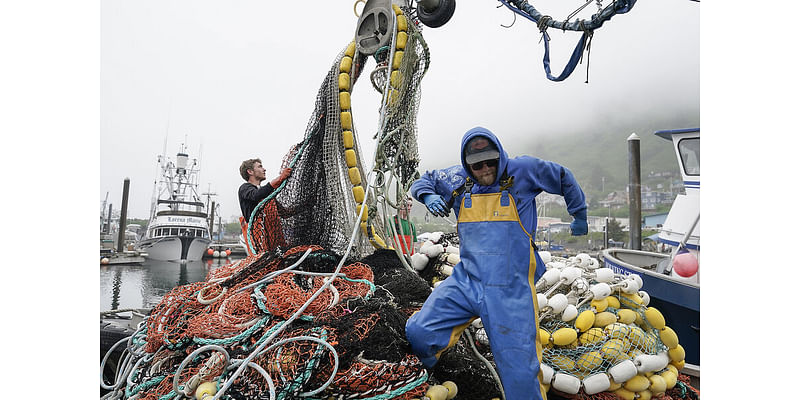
top-left (497, 0), bottom-right (639, 82)
top-left (542, 30), bottom-right (589, 82)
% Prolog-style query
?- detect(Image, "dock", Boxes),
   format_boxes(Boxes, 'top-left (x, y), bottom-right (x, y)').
top-left (202, 242), bottom-right (248, 258)
top-left (101, 251), bottom-right (147, 265)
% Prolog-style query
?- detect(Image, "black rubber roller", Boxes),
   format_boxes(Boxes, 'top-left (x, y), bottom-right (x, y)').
top-left (417, 0), bottom-right (456, 28)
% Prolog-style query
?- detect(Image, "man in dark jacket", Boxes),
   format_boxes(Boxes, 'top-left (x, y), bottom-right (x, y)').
top-left (238, 158), bottom-right (291, 222)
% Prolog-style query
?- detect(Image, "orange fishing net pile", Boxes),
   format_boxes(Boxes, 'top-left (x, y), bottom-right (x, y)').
top-left (247, 200), bottom-right (288, 254)
top-left (122, 246), bottom-right (430, 400)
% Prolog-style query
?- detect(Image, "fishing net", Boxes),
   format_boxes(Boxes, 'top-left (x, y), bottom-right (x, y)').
top-left (432, 337), bottom-right (503, 399)
top-left (244, 3), bottom-right (428, 262)
top-left (360, 248), bottom-right (431, 310)
top-left (106, 245), bottom-right (442, 400)
top-left (530, 252), bottom-right (700, 399)
top-left (102, 3), bottom-right (700, 399)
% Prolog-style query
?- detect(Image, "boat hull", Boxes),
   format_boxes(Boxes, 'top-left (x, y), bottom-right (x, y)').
top-left (601, 249), bottom-right (700, 368)
top-left (137, 236), bottom-right (211, 262)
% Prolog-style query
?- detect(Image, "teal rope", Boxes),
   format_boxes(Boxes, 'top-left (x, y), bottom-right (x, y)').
top-left (363, 372), bottom-right (428, 400)
top-left (277, 328), bottom-right (328, 400)
top-left (242, 320), bottom-right (286, 352)
top-left (125, 375), bottom-right (166, 398)
top-left (193, 316), bottom-right (269, 346)
top-left (342, 277), bottom-right (376, 300)
top-left (253, 283), bottom-right (271, 314)
top-left (157, 389), bottom-right (179, 400)
top-left (252, 283), bottom-right (315, 322)
top-left (306, 370), bottom-right (428, 400)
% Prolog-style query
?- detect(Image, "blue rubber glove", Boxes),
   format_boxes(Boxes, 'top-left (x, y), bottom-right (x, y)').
top-left (570, 209), bottom-right (588, 236)
top-left (421, 194), bottom-right (449, 217)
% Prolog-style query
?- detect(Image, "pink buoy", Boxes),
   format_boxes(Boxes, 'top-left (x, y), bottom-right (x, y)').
top-left (225, 249), bottom-right (232, 256)
top-left (673, 250), bottom-right (698, 277)
top-left (207, 248), bottom-right (214, 256)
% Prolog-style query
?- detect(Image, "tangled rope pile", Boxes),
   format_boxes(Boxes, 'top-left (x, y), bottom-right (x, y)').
top-left (101, 246), bottom-right (434, 400)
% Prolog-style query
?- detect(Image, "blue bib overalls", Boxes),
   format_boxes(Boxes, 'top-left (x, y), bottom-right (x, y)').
top-left (406, 188), bottom-right (548, 400)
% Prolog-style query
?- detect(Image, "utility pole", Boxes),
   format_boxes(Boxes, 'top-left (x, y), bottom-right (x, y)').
top-left (202, 185), bottom-right (217, 241)
top-left (209, 201), bottom-right (216, 242)
top-left (627, 133), bottom-right (642, 250)
top-left (202, 184), bottom-right (217, 214)
top-left (101, 191), bottom-right (109, 232)
top-left (117, 178), bottom-right (131, 252)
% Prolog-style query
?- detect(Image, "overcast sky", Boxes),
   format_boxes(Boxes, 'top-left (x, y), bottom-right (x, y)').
top-left (7, 2), bottom-right (800, 396)
top-left (100, 0), bottom-right (699, 220)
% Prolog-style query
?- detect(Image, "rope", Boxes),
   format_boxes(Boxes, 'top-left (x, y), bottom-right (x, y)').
top-left (566, 0), bottom-right (596, 22)
top-left (497, 0), bottom-right (636, 81)
top-left (192, 316), bottom-right (269, 346)
top-left (211, 170), bottom-right (377, 400)
top-left (465, 328), bottom-right (505, 400)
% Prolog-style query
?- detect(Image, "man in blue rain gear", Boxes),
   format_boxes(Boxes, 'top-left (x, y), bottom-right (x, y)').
top-left (405, 127), bottom-right (588, 400)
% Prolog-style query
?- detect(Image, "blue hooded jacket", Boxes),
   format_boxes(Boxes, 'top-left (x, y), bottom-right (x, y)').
top-left (410, 127), bottom-right (587, 235)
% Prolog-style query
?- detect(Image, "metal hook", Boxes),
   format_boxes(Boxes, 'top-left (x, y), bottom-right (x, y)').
top-left (497, 4), bottom-right (516, 28)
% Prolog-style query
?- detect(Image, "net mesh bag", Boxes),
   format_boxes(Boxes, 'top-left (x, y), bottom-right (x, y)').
top-left (245, 4), bottom-right (428, 259)
top-left (526, 254), bottom-right (700, 399)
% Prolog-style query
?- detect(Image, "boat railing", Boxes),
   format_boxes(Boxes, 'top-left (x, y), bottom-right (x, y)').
top-left (157, 199), bottom-right (205, 207)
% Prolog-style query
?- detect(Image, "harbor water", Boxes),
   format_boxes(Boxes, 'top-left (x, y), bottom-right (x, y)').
top-left (99, 256), bottom-right (244, 312)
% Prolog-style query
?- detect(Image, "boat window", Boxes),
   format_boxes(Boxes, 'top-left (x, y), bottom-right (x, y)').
top-left (170, 228), bottom-right (178, 236)
top-left (678, 138), bottom-right (700, 176)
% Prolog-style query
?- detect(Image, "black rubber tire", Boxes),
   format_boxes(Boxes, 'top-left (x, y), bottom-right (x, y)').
top-left (100, 321), bottom-right (135, 396)
top-left (417, 0), bottom-right (456, 28)
top-left (100, 321), bottom-right (134, 355)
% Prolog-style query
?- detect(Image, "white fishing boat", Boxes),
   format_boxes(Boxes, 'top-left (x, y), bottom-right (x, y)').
top-left (601, 128), bottom-right (700, 375)
top-left (136, 144), bottom-right (211, 262)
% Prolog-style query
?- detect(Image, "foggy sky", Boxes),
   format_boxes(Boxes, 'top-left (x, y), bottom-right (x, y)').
top-left (100, 0), bottom-right (699, 220)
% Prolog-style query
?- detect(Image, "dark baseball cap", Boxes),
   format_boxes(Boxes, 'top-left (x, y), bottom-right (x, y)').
top-left (464, 136), bottom-right (500, 164)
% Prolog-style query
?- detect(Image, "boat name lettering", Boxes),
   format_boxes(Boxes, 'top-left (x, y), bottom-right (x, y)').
top-left (167, 217), bottom-right (202, 224)
top-left (606, 263), bottom-right (630, 276)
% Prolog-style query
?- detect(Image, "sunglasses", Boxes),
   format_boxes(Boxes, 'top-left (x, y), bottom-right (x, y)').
top-left (469, 159), bottom-right (498, 170)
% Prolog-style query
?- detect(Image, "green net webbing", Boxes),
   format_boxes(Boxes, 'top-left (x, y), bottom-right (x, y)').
top-left (246, 4), bottom-right (428, 260)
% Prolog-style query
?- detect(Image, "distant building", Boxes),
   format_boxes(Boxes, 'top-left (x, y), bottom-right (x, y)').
top-left (647, 170), bottom-right (676, 179)
top-left (643, 213), bottom-right (669, 229)
top-left (598, 191), bottom-right (627, 209)
top-left (549, 222), bottom-right (571, 234)
top-left (642, 191), bottom-right (675, 210)
top-left (587, 216), bottom-right (630, 233)
top-left (537, 217), bottom-right (563, 229)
